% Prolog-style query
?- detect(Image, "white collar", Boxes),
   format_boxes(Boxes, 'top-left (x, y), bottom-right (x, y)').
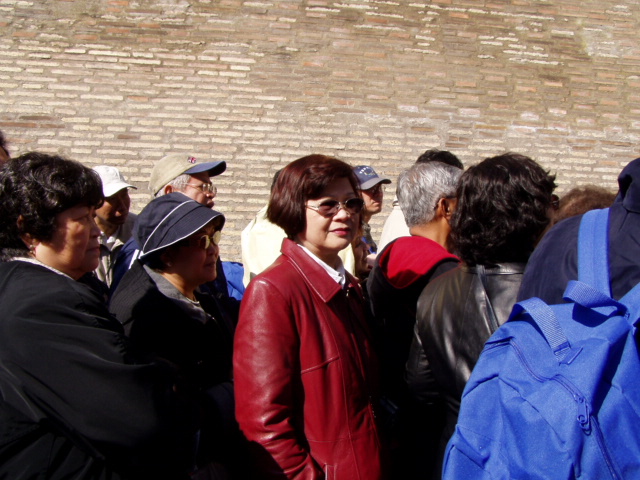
top-left (13, 256), bottom-right (74, 280)
top-left (296, 244), bottom-right (347, 288)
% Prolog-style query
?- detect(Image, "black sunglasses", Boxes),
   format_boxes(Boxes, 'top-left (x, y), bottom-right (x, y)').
top-left (306, 198), bottom-right (365, 217)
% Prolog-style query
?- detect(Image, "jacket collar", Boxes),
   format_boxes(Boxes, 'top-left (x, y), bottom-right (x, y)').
top-left (281, 238), bottom-right (355, 303)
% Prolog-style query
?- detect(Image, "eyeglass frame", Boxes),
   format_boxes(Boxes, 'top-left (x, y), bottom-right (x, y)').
top-left (306, 197), bottom-right (365, 218)
top-left (176, 182), bottom-right (217, 196)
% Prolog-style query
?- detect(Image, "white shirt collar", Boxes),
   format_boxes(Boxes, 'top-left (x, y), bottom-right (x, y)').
top-left (296, 244), bottom-right (347, 288)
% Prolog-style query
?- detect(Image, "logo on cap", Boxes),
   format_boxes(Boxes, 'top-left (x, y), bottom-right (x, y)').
top-left (356, 166), bottom-right (376, 177)
top-left (188, 156), bottom-right (197, 164)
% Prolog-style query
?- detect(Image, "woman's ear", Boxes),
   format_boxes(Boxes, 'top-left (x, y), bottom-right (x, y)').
top-left (159, 248), bottom-right (175, 269)
top-left (17, 216), bottom-right (36, 250)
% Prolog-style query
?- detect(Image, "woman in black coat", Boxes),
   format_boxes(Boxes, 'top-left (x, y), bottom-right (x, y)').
top-left (0, 153), bottom-right (197, 479)
top-left (110, 192), bottom-right (245, 479)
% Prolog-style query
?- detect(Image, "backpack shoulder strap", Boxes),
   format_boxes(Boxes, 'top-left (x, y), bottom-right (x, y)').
top-left (510, 209), bottom-right (612, 364)
top-left (577, 208), bottom-right (611, 295)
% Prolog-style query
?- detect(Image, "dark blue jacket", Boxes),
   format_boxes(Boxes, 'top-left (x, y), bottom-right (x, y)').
top-left (518, 157), bottom-right (640, 303)
top-left (112, 238), bottom-right (241, 318)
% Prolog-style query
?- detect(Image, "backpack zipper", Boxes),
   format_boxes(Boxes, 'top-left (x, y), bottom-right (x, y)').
top-left (506, 340), bottom-right (622, 480)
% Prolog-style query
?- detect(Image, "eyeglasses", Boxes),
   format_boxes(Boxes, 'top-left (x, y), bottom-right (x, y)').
top-left (306, 198), bottom-right (365, 217)
top-left (182, 183), bottom-right (217, 196)
top-left (187, 231), bottom-right (222, 250)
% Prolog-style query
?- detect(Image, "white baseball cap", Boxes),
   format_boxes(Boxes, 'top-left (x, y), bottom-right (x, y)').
top-left (93, 165), bottom-right (137, 197)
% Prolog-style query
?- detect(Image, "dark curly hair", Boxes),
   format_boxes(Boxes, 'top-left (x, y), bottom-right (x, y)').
top-left (0, 152), bottom-right (103, 260)
top-left (267, 154), bottom-right (361, 239)
top-left (451, 153), bottom-right (556, 266)
top-left (0, 130), bottom-right (8, 160)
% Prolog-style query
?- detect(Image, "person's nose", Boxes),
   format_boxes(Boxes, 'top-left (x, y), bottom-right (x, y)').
top-left (208, 243), bottom-right (219, 258)
top-left (333, 203), bottom-right (352, 221)
top-left (90, 217), bottom-right (101, 237)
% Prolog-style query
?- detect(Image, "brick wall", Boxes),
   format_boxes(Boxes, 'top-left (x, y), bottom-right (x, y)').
top-left (2, 0), bottom-right (640, 262)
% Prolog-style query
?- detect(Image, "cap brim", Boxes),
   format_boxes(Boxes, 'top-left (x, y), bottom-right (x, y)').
top-left (103, 182), bottom-right (137, 198)
top-left (140, 206), bottom-right (225, 258)
top-left (185, 160), bottom-right (227, 177)
top-left (360, 177), bottom-right (392, 190)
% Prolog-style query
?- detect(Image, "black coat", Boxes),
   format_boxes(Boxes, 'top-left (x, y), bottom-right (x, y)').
top-left (0, 260), bottom-right (197, 479)
top-left (407, 263), bottom-right (525, 477)
top-left (110, 260), bottom-right (235, 391)
top-left (110, 260), bottom-right (244, 474)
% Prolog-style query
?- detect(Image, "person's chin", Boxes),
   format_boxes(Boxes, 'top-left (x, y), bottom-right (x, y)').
top-left (203, 264), bottom-right (218, 281)
top-left (85, 258), bottom-right (100, 273)
top-left (330, 232), bottom-right (353, 250)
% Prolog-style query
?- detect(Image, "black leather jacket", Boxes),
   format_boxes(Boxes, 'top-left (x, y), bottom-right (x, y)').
top-left (406, 263), bottom-right (525, 471)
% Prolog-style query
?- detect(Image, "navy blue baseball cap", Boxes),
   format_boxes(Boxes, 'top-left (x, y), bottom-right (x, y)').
top-left (353, 165), bottom-right (391, 190)
top-left (135, 192), bottom-right (225, 258)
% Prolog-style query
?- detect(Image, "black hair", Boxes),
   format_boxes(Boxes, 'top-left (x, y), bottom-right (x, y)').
top-left (451, 152), bottom-right (556, 266)
top-left (0, 130), bottom-right (8, 160)
top-left (415, 149), bottom-right (463, 170)
top-left (0, 152), bottom-right (103, 260)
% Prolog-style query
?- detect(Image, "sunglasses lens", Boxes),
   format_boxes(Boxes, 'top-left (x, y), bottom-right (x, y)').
top-left (317, 200), bottom-right (340, 216)
top-left (345, 198), bottom-right (364, 214)
top-left (199, 235), bottom-right (211, 249)
top-left (212, 230), bottom-right (222, 245)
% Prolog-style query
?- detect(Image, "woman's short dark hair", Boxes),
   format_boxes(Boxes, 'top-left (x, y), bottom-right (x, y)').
top-left (451, 152), bottom-right (556, 266)
top-left (267, 154), bottom-right (361, 239)
top-left (0, 152), bottom-right (103, 260)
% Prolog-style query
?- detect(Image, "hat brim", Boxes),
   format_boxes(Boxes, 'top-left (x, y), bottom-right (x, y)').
top-left (185, 160), bottom-right (227, 177)
top-left (139, 203), bottom-right (225, 258)
top-left (360, 177), bottom-right (392, 191)
top-left (103, 182), bottom-right (137, 198)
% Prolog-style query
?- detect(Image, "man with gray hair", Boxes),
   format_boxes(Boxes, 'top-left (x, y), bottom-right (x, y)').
top-left (367, 161), bottom-right (462, 478)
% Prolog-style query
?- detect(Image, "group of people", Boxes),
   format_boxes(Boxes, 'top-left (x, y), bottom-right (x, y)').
top-left (0, 128), bottom-right (634, 480)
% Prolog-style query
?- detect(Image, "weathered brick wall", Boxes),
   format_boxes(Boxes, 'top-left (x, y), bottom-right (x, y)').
top-left (2, 0), bottom-right (640, 261)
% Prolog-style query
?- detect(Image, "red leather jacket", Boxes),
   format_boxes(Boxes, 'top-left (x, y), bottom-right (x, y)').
top-left (234, 239), bottom-right (385, 479)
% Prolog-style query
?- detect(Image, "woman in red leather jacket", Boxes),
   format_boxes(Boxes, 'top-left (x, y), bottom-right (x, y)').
top-left (233, 154), bottom-right (386, 479)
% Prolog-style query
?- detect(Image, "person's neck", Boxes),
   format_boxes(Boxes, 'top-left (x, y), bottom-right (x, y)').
top-left (159, 271), bottom-right (198, 301)
top-left (95, 218), bottom-right (118, 237)
top-left (409, 222), bottom-right (450, 251)
top-left (363, 211), bottom-right (373, 224)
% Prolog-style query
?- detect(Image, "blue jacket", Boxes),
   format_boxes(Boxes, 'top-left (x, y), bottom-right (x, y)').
top-left (518, 157), bottom-right (640, 303)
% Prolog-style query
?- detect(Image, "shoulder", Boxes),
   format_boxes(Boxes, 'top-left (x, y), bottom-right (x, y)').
top-left (418, 265), bottom-right (465, 305)
top-left (375, 236), bottom-right (458, 289)
top-left (109, 261), bottom-right (164, 322)
top-left (2, 261), bottom-right (104, 305)
top-left (518, 215), bottom-right (581, 303)
top-left (0, 261), bottom-right (118, 331)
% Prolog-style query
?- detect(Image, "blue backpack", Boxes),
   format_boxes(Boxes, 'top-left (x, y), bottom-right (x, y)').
top-left (443, 208), bottom-right (640, 479)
